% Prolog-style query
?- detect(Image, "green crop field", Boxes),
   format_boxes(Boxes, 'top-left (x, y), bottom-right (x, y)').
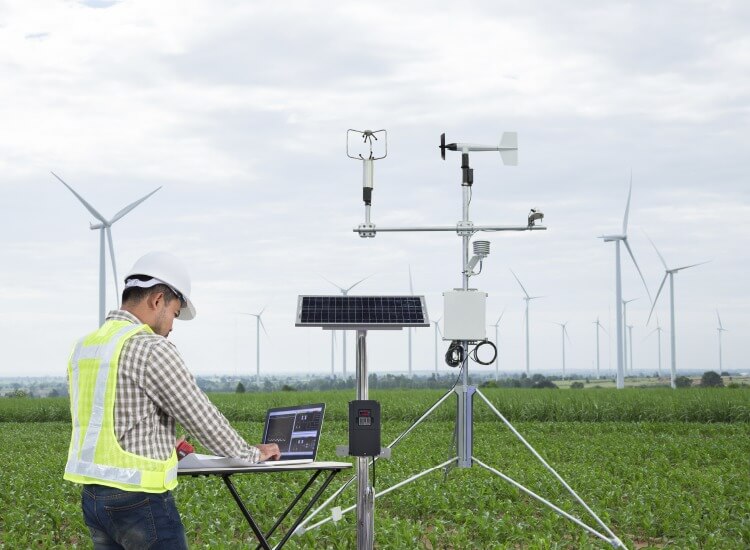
top-left (1, 389), bottom-right (748, 548)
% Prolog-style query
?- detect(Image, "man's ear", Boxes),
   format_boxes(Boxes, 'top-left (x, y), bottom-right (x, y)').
top-left (146, 291), bottom-right (166, 311)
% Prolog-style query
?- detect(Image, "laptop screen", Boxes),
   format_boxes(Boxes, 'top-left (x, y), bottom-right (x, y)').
top-left (262, 403), bottom-right (325, 461)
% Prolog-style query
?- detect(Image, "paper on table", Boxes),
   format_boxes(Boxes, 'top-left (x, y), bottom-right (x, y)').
top-left (178, 453), bottom-right (260, 470)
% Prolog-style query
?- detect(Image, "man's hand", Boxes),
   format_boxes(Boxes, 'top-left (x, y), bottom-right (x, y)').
top-left (255, 443), bottom-right (281, 462)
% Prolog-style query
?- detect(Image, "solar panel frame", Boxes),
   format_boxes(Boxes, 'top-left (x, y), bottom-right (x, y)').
top-left (295, 295), bottom-right (430, 330)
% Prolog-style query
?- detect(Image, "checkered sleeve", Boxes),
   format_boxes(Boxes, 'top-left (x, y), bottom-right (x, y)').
top-left (142, 339), bottom-right (261, 463)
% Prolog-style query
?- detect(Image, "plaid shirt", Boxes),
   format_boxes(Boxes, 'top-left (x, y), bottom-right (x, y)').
top-left (105, 310), bottom-right (260, 463)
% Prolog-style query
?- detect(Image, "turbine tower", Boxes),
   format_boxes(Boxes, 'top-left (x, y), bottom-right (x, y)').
top-left (53, 172), bottom-right (161, 325)
top-left (510, 269), bottom-right (542, 376)
top-left (240, 308), bottom-right (267, 381)
top-left (330, 330), bottom-right (337, 378)
top-left (592, 317), bottom-right (608, 379)
top-left (489, 309), bottom-right (506, 381)
top-left (646, 235), bottom-right (708, 389)
top-left (627, 324), bottom-right (634, 375)
top-left (646, 316), bottom-right (663, 378)
top-left (323, 275), bottom-right (370, 377)
top-left (716, 310), bottom-right (727, 373)
top-left (554, 322), bottom-right (571, 380)
top-left (598, 178), bottom-right (652, 389)
top-left (622, 298), bottom-right (638, 375)
top-left (408, 266), bottom-right (414, 378)
top-left (431, 317), bottom-right (443, 374)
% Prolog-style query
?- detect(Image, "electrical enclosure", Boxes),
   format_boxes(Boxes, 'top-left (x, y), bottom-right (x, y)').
top-left (443, 289), bottom-right (487, 341)
top-left (348, 400), bottom-right (381, 457)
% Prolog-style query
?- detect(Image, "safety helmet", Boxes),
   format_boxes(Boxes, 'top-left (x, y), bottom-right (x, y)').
top-left (124, 251), bottom-right (196, 320)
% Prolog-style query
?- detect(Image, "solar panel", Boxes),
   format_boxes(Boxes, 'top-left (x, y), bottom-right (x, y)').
top-left (295, 296), bottom-right (430, 329)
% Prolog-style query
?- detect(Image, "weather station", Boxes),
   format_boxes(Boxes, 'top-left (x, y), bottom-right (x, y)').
top-left (295, 130), bottom-right (626, 549)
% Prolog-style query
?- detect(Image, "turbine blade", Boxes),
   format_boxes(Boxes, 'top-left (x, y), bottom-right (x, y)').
top-left (509, 269), bottom-right (530, 298)
top-left (498, 307), bottom-right (506, 323)
top-left (716, 310), bottom-right (723, 330)
top-left (647, 274), bottom-right (668, 324)
top-left (259, 305), bottom-right (268, 316)
top-left (622, 176), bottom-right (632, 234)
top-left (320, 275), bottom-right (345, 292)
top-left (259, 317), bottom-right (269, 337)
top-left (565, 327), bottom-right (572, 343)
top-left (346, 275), bottom-right (372, 293)
top-left (673, 260), bottom-right (710, 273)
top-left (644, 232), bottom-right (669, 270)
top-left (52, 171), bottom-right (107, 224)
top-left (106, 227), bottom-right (119, 301)
top-left (623, 239), bottom-right (652, 303)
top-left (110, 186), bottom-right (161, 224)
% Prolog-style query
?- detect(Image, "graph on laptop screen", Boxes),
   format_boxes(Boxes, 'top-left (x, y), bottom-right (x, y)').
top-left (262, 403), bottom-right (325, 460)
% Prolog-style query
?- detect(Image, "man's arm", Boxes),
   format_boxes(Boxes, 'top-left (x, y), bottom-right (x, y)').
top-left (143, 339), bottom-right (278, 462)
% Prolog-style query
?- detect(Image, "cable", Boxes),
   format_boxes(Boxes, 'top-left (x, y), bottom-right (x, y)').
top-left (470, 340), bottom-right (497, 365)
top-left (445, 341), bottom-right (465, 368)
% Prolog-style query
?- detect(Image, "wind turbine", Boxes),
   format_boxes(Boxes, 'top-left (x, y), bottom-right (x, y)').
top-left (716, 310), bottom-right (727, 373)
top-left (622, 298), bottom-right (638, 375)
top-left (408, 266), bottom-right (415, 378)
top-left (554, 322), bottom-right (571, 380)
top-left (53, 171), bottom-right (161, 325)
top-left (510, 269), bottom-right (542, 376)
top-left (330, 330), bottom-right (337, 378)
top-left (646, 235), bottom-right (709, 389)
top-left (489, 309), bottom-right (506, 381)
top-left (323, 275), bottom-right (371, 377)
top-left (240, 308), bottom-right (268, 381)
top-left (592, 317), bottom-right (608, 379)
top-left (431, 317), bottom-right (443, 375)
top-left (645, 316), bottom-right (663, 378)
top-left (598, 178), bottom-right (652, 389)
top-left (627, 324), bottom-right (634, 375)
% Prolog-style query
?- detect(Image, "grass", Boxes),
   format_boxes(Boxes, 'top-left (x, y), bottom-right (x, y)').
top-left (1, 389), bottom-right (748, 548)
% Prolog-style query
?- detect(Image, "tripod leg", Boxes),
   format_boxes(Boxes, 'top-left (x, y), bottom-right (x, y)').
top-left (475, 389), bottom-right (625, 548)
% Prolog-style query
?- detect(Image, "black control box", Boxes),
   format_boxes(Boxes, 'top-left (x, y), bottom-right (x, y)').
top-left (348, 400), bottom-right (381, 457)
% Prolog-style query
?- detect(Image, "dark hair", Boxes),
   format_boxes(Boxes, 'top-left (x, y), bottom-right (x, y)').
top-left (122, 275), bottom-right (181, 307)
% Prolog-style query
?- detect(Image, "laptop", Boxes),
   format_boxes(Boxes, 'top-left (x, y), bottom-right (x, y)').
top-left (256, 403), bottom-right (325, 465)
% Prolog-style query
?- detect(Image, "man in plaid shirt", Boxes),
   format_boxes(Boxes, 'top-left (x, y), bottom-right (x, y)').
top-left (66, 251), bottom-right (280, 549)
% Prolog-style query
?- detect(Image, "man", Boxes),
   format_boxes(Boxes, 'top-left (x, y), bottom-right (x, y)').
top-left (64, 251), bottom-right (280, 549)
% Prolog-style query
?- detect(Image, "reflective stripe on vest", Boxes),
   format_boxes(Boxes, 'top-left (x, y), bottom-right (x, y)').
top-left (64, 321), bottom-right (178, 493)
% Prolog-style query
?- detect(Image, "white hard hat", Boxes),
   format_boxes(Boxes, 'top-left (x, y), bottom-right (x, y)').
top-left (124, 251), bottom-right (196, 320)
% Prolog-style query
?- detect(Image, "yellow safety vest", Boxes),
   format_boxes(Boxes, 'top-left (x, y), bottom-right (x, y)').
top-left (64, 320), bottom-right (178, 493)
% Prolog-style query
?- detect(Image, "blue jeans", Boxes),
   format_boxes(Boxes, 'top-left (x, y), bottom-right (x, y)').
top-left (82, 484), bottom-right (188, 549)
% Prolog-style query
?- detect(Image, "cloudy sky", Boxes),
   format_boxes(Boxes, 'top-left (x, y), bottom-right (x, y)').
top-left (1, 0), bottom-right (747, 379)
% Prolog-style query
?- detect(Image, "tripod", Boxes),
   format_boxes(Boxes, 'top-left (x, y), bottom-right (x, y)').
top-left (295, 132), bottom-right (625, 549)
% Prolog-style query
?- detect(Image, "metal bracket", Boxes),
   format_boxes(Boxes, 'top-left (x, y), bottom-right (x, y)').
top-left (357, 223), bottom-right (376, 238)
top-left (335, 445), bottom-right (349, 457)
top-left (456, 220), bottom-right (475, 236)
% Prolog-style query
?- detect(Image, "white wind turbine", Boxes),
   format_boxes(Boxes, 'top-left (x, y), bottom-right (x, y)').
top-left (431, 317), bottom-right (443, 374)
top-left (53, 172), bottom-right (161, 326)
top-left (240, 308), bottom-right (268, 381)
top-left (408, 266), bottom-right (415, 377)
top-left (489, 309), bottom-right (506, 381)
top-left (622, 298), bottom-right (638, 375)
top-left (330, 330), bottom-right (337, 377)
top-left (323, 275), bottom-right (371, 377)
top-left (645, 316), bottom-right (663, 378)
top-left (646, 235), bottom-right (709, 389)
top-left (598, 179), bottom-right (652, 389)
top-left (510, 269), bottom-right (543, 376)
top-left (554, 322), bottom-right (571, 380)
top-left (716, 310), bottom-right (727, 373)
top-left (592, 317), bottom-right (608, 379)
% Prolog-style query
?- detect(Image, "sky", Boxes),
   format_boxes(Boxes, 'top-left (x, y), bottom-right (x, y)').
top-left (1, 0), bottom-right (748, 379)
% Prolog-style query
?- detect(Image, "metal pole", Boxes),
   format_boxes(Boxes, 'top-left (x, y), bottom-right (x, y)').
top-left (657, 327), bottom-right (662, 378)
top-left (331, 331), bottom-right (335, 377)
top-left (669, 273), bottom-right (677, 389)
top-left (628, 325), bottom-right (633, 375)
top-left (561, 326), bottom-right (566, 380)
top-left (615, 242), bottom-right (624, 389)
top-left (408, 327), bottom-right (412, 377)
top-left (595, 322), bottom-right (600, 379)
top-left (434, 323), bottom-right (439, 374)
top-left (718, 329), bottom-right (722, 373)
top-left (622, 301), bottom-right (629, 376)
top-left (457, 161), bottom-right (472, 468)
top-left (355, 330), bottom-right (374, 549)
top-left (99, 229), bottom-right (105, 326)
top-left (495, 324), bottom-right (499, 381)
top-left (343, 331), bottom-right (347, 378)
top-left (525, 299), bottom-right (530, 376)
top-left (256, 317), bottom-right (260, 381)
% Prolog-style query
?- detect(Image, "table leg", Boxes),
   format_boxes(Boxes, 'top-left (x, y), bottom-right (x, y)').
top-left (222, 475), bottom-right (272, 550)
